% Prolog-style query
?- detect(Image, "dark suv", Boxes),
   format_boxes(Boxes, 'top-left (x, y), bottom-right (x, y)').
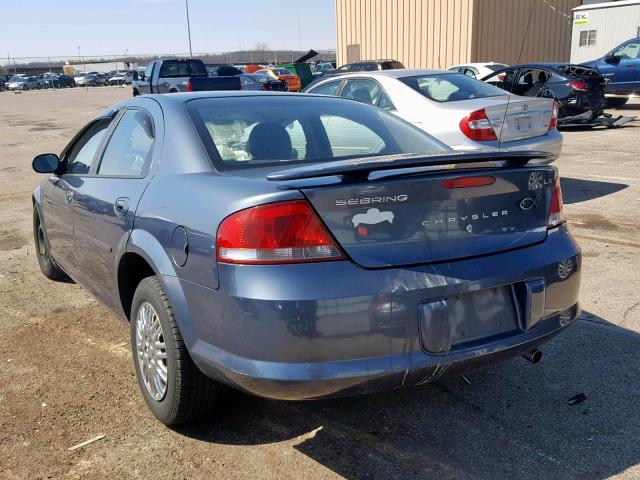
top-left (335, 59), bottom-right (405, 73)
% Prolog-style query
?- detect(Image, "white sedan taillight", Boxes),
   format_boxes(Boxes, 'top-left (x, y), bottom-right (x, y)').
top-left (459, 109), bottom-right (498, 141)
top-left (216, 200), bottom-right (345, 264)
top-left (548, 101), bottom-right (559, 130)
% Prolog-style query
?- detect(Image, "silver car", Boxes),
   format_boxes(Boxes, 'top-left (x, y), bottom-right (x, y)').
top-left (7, 75), bottom-right (42, 91)
top-left (305, 69), bottom-right (562, 155)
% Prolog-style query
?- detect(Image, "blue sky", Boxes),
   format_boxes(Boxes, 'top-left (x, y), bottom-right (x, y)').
top-left (3, 0), bottom-right (336, 60)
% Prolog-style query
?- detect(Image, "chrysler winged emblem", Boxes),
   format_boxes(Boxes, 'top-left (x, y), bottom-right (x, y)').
top-left (528, 171), bottom-right (544, 190)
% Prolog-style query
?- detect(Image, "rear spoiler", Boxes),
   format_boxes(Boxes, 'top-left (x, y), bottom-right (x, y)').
top-left (266, 151), bottom-right (556, 181)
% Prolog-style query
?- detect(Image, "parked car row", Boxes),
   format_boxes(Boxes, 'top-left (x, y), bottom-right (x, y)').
top-left (2, 70), bottom-right (137, 91)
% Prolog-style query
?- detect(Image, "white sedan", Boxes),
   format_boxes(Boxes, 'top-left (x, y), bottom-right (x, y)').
top-left (447, 62), bottom-right (509, 79)
top-left (304, 69), bottom-right (562, 155)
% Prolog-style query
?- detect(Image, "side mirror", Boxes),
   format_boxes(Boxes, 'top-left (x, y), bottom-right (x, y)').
top-left (32, 154), bottom-right (60, 174)
top-left (605, 54), bottom-right (621, 63)
top-left (139, 73), bottom-right (146, 81)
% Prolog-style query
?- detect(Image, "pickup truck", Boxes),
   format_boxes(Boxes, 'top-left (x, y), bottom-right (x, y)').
top-left (132, 59), bottom-right (240, 96)
top-left (582, 37), bottom-right (640, 107)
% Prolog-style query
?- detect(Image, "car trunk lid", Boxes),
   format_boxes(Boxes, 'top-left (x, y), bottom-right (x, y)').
top-left (280, 158), bottom-right (556, 268)
top-left (484, 98), bottom-right (553, 143)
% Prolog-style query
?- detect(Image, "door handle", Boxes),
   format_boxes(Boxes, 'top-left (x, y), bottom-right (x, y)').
top-left (65, 191), bottom-right (74, 204)
top-left (114, 197), bottom-right (130, 217)
top-left (625, 64), bottom-right (635, 68)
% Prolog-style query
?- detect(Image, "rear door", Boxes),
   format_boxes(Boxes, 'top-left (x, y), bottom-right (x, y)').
top-left (41, 119), bottom-right (112, 273)
top-left (72, 101), bottom-right (161, 311)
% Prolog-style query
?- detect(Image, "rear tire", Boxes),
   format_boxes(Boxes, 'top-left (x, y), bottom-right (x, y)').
top-left (130, 276), bottom-right (220, 426)
top-left (607, 97), bottom-right (629, 108)
top-left (33, 207), bottom-right (66, 280)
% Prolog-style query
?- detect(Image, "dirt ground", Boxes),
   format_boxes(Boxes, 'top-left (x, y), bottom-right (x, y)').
top-left (1, 87), bottom-right (639, 480)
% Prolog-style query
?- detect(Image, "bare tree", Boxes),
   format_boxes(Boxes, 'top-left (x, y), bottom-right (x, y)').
top-left (254, 43), bottom-right (271, 65)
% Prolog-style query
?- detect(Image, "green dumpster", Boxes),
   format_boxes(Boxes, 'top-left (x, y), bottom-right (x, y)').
top-left (281, 63), bottom-right (314, 89)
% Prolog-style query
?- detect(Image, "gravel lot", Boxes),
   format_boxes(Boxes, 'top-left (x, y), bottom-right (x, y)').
top-left (1, 87), bottom-right (638, 480)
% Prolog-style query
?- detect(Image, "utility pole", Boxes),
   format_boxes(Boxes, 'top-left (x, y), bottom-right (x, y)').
top-left (297, 10), bottom-right (301, 51)
top-left (185, 0), bottom-right (193, 58)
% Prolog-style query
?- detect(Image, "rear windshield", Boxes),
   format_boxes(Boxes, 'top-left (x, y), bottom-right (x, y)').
top-left (383, 61), bottom-right (405, 69)
top-left (159, 60), bottom-right (208, 78)
top-left (400, 73), bottom-right (505, 102)
top-left (272, 69), bottom-right (293, 76)
top-left (186, 96), bottom-right (447, 170)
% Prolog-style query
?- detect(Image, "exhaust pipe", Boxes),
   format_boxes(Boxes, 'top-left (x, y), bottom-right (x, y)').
top-left (522, 349), bottom-right (542, 364)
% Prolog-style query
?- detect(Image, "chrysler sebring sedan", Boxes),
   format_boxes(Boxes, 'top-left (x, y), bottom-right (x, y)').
top-left (31, 92), bottom-right (581, 426)
top-left (304, 70), bottom-right (563, 155)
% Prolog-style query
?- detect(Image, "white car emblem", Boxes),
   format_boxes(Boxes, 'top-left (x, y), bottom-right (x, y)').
top-left (352, 208), bottom-right (394, 227)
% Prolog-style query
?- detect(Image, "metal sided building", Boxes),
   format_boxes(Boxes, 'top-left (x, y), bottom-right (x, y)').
top-left (570, 0), bottom-right (640, 63)
top-left (335, 0), bottom-right (581, 69)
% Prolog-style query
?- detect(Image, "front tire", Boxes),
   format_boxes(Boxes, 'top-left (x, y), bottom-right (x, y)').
top-left (130, 276), bottom-right (219, 426)
top-left (33, 207), bottom-right (66, 280)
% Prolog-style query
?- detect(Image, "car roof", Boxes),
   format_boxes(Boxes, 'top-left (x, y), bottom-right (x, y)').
top-left (314, 69), bottom-right (452, 81)
top-left (350, 59), bottom-right (399, 64)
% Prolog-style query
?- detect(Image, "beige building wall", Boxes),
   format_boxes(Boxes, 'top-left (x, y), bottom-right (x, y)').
top-left (335, 0), bottom-right (581, 69)
top-left (472, 0), bottom-right (580, 65)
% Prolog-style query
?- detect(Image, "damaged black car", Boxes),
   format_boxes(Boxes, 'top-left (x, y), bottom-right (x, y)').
top-left (481, 63), bottom-right (608, 126)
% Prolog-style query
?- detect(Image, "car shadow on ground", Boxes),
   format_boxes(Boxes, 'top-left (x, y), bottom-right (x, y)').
top-left (179, 312), bottom-right (640, 479)
top-left (560, 177), bottom-right (628, 205)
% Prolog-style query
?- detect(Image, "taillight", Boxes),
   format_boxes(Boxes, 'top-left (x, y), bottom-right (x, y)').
top-left (216, 200), bottom-right (345, 264)
top-left (186, 80), bottom-right (193, 92)
top-left (568, 80), bottom-right (588, 91)
top-left (260, 84), bottom-right (270, 91)
top-left (459, 109), bottom-right (498, 141)
top-left (548, 101), bottom-right (559, 130)
top-left (548, 176), bottom-right (565, 228)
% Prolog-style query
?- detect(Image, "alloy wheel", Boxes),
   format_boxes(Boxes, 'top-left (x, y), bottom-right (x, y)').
top-left (135, 302), bottom-right (168, 401)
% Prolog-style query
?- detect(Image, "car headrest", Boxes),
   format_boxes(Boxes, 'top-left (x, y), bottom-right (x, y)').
top-left (537, 71), bottom-right (549, 83)
top-left (523, 73), bottom-right (534, 84)
top-left (351, 87), bottom-right (373, 104)
top-left (246, 123), bottom-right (292, 161)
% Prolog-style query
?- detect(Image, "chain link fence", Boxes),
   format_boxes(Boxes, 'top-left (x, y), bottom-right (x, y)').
top-left (1, 50), bottom-right (336, 75)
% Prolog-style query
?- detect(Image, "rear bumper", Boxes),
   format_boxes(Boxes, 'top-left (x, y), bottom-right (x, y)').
top-left (455, 129), bottom-right (563, 157)
top-left (170, 225), bottom-right (581, 400)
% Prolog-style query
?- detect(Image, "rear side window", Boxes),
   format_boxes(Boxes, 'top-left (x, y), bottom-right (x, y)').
top-left (341, 78), bottom-right (393, 110)
top-left (159, 60), bottom-right (208, 78)
top-left (401, 73), bottom-right (505, 102)
top-left (310, 80), bottom-right (341, 96)
top-left (383, 61), bottom-right (405, 69)
top-left (97, 110), bottom-right (155, 177)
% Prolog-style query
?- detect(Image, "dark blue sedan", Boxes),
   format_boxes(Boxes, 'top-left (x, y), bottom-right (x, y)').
top-left (31, 92), bottom-right (581, 426)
